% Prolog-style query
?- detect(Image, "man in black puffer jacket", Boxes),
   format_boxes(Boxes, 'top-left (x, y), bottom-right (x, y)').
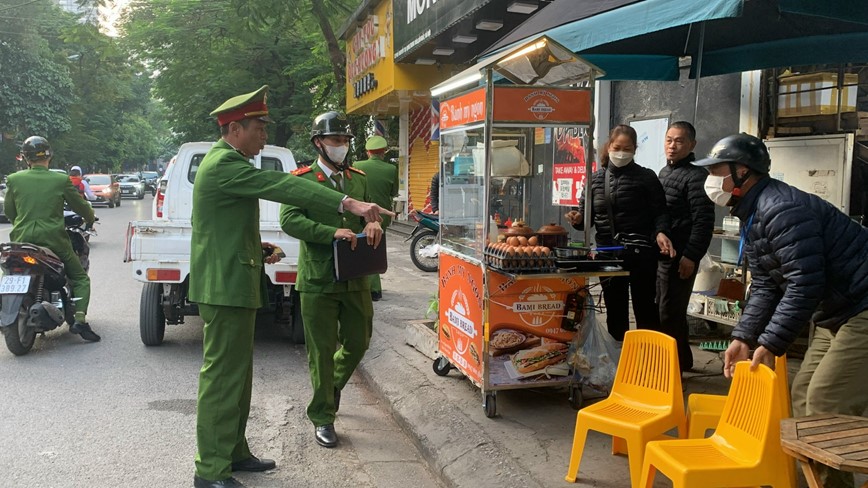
top-left (657, 122), bottom-right (715, 372)
top-left (695, 134), bottom-right (868, 488)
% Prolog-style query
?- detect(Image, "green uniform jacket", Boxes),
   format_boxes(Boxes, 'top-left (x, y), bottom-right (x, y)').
top-left (189, 140), bottom-right (344, 309)
top-left (279, 161), bottom-right (369, 294)
top-left (353, 156), bottom-right (398, 228)
top-left (5, 166), bottom-right (95, 244)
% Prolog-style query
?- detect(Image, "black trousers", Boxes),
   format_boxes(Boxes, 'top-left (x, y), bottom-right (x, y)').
top-left (600, 250), bottom-right (660, 342)
top-left (656, 257), bottom-right (697, 371)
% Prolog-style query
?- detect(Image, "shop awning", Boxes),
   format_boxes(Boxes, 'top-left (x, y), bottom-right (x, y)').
top-left (483, 0), bottom-right (868, 80)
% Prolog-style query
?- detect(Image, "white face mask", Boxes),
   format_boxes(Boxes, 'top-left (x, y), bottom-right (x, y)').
top-left (323, 144), bottom-right (349, 164)
top-left (608, 151), bottom-right (634, 167)
top-left (704, 174), bottom-right (733, 206)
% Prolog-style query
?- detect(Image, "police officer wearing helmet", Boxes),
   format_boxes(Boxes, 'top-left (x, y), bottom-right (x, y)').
top-left (279, 111), bottom-right (383, 449)
top-left (4, 136), bottom-right (99, 342)
top-left (191, 91), bottom-right (391, 488)
top-left (353, 135), bottom-right (398, 301)
top-left (695, 133), bottom-right (868, 488)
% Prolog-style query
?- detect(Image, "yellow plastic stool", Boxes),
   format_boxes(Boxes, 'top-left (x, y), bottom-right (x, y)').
top-left (639, 362), bottom-right (795, 488)
top-left (565, 330), bottom-right (687, 487)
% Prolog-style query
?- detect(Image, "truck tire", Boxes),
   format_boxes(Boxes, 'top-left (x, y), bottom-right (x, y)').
top-left (140, 282), bottom-right (165, 346)
top-left (275, 289), bottom-right (305, 344)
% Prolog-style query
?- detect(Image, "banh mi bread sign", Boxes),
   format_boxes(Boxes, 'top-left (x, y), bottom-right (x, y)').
top-left (511, 343), bottom-right (568, 374)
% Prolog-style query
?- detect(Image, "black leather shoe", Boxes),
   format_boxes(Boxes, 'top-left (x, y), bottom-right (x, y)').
top-left (315, 424), bottom-right (338, 448)
top-left (334, 387), bottom-right (341, 413)
top-left (231, 455), bottom-right (276, 472)
top-left (193, 475), bottom-right (245, 488)
top-left (70, 322), bottom-right (101, 342)
top-left (371, 291), bottom-right (382, 301)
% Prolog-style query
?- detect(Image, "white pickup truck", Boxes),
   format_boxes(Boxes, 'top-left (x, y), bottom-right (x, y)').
top-left (124, 142), bottom-right (306, 345)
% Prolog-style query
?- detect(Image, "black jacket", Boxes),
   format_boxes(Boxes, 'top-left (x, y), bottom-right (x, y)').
top-left (733, 177), bottom-right (868, 355)
top-left (576, 161), bottom-right (670, 247)
top-left (658, 154), bottom-right (715, 262)
top-left (429, 172), bottom-right (439, 212)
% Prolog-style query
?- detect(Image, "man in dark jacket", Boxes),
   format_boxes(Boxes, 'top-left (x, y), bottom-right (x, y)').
top-left (695, 134), bottom-right (868, 488)
top-left (657, 122), bottom-right (715, 371)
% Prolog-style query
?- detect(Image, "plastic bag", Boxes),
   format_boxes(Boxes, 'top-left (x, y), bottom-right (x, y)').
top-left (568, 294), bottom-right (621, 393)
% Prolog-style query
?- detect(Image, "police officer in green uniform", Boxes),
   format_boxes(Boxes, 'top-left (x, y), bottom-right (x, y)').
top-left (279, 112), bottom-right (383, 449)
top-left (4, 136), bottom-right (99, 342)
top-left (191, 89), bottom-right (391, 488)
top-left (353, 135), bottom-right (398, 301)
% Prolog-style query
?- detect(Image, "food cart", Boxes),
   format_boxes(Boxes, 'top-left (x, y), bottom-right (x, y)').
top-left (430, 36), bottom-right (628, 418)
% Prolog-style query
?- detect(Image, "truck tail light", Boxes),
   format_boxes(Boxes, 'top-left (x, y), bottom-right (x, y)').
top-left (146, 268), bottom-right (180, 281)
top-left (156, 188), bottom-right (165, 218)
top-left (274, 271), bottom-right (297, 284)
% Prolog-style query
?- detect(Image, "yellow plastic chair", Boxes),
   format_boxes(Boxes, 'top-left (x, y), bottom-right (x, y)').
top-left (639, 362), bottom-right (794, 488)
top-left (565, 330), bottom-right (687, 487)
top-left (688, 354), bottom-right (790, 439)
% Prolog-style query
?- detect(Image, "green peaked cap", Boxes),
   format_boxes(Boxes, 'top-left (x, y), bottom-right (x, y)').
top-left (210, 85), bottom-right (273, 125)
top-left (365, 135), bottom-right (388, 151)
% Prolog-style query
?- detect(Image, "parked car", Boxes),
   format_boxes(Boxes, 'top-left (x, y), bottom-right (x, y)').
top-left (85, 174), bottom-right (121, 208)
top-left (118, 174), bottom-right (146, 199)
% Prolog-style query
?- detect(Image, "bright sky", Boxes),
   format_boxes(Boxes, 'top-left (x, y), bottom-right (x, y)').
top-left (98, 0), bottom-right (131, 37)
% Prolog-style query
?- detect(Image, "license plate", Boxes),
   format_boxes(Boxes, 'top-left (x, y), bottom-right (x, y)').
top-left (0, 275), bottom-right (31, 294)
top-left (122, 189), bottom-right (132, 194)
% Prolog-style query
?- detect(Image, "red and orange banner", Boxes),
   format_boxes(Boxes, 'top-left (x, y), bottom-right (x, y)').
top-left (438, 253), bottom-right (485, 384)
top-left (493, 87), bottom-right (591, 124)
top-left (439, 88), bottom-right (486, 130)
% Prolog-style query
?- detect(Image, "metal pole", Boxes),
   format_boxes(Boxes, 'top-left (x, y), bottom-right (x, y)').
top-left (583, 69), bottom-right (598, 247)
top-left (692, 22), bottom-right (706, 124)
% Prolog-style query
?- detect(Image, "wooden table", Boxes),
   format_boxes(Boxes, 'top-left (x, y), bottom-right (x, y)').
top-left (780, 414), bottom-right (868, 488)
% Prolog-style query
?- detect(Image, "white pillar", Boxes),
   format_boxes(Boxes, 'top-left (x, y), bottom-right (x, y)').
top-left (739, 70), bottom-right (762, 137)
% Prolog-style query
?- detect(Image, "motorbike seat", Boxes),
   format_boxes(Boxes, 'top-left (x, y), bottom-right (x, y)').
top-left (1, 242), bottom-right (62, 262)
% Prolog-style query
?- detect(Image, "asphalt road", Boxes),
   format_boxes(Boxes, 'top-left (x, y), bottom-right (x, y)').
top-left (0, 195), bottom-right (442, 488)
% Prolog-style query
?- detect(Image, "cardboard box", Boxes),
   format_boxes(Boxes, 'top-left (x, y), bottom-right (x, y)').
top-left (777, 72), bottom-right (858, 118)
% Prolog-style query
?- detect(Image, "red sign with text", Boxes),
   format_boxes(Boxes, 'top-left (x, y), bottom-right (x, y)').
top-left (439, 88), bottom-right (486, 130)
top-left (493, 87), bottom-right (591, 124)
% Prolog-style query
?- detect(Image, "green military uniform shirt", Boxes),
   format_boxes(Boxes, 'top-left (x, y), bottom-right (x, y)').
top-left (279, 162), bottom-right (370, 293)
top-left (189, 140), bottom-right (345, 308)
top-left (5, 166), bottom-right (95, 242)
top-left (353, 156), bottom-right (398, 228)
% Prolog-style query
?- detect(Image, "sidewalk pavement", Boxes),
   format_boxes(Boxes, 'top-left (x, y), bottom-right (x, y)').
top-left (357, 236), bottom-right (799, 487)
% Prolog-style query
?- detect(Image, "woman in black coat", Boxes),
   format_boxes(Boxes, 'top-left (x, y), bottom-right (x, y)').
top-left (565, 125), bottom-right (674, 341)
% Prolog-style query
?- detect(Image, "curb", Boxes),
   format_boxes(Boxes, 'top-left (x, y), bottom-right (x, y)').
top-left (357, 326), bottom-right (544, 488)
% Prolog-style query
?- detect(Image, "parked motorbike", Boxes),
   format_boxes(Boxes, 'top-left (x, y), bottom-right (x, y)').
top-left (406, 211), bottom-right (439, 272)
top-left (0, 213), bottom-right (96, 355)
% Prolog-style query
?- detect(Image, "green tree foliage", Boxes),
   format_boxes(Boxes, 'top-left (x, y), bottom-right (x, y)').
top-left (0, 0), bottom-right (169, 175)
top-left (120, 0), bottom-right (360, 160)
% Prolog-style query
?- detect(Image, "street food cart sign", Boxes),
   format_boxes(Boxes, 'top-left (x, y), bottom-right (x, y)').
top-left (440, 87), bottom-right (486, 130)
top-left (438, 253), bottom-right (485, 384)
top-left (492, 87), bottom-right (591, 124)
top-left (552, 127), bottom-right (597, 206)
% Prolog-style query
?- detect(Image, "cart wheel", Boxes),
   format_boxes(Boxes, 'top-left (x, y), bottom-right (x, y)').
top-left (569, 384), bottom-right (583, 410)
top-left (432, 356), bottom-right (451, 376)
top-left (483, 392), bottom-right (497, 418)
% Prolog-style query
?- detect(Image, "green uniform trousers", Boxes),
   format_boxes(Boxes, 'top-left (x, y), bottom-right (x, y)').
top-left (368, 273), bottom-right (382, 293)
top-left (195, 304), bottom-right (255, 481)
top-left (301, 289), bottom-right (373, 426)
top-left (790, 310), bottom-right (868, 488)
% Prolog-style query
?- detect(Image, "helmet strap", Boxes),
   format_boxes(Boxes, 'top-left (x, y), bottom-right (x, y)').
top-left (729, 162), bottom-right (751, 197)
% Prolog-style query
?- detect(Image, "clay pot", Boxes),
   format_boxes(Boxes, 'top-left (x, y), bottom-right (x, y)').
top-left (535, 223), bottom-right (568, 249)
top-left (504, 220), bottom-right (536, 237)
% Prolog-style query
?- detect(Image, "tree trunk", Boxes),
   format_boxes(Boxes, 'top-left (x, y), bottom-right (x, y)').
top-left (309, 0), bottom-right (346, 94)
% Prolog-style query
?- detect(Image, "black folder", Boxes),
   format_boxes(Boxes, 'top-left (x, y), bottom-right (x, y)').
top-left (333, 233), bottom-right (388, 281)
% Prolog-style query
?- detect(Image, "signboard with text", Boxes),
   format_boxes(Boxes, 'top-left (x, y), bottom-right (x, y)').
top-left (439, 87), bottom-right (486, 130)
top-left (552, 127), bottom-right (596, 206)
top-left (438, 253), bottom-right (485, 385)
top-left (394, 0), bottom-right (493, 61)
top-left (493, 87), bottom-right (591, 125)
